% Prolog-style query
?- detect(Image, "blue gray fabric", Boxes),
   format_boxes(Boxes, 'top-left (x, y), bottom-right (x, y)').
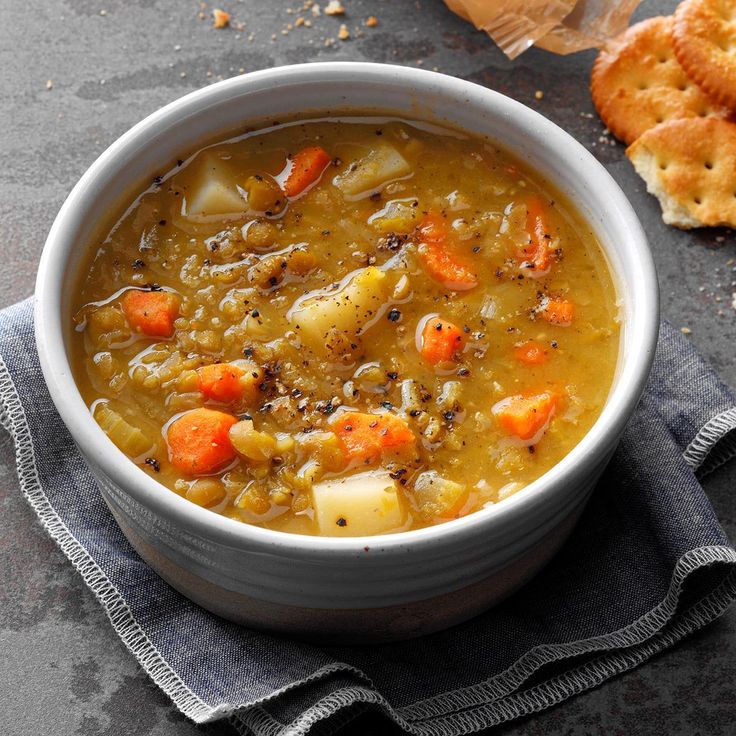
top-left (1, 296), bottom-right (735, 736)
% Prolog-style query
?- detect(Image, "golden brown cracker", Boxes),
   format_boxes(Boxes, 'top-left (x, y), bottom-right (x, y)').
top-left (591, 16), bottom-right (728, 145)
top-left (674, 0), bottom-right (736, 110)
top-left (626, 117), bottom-right (736, 228)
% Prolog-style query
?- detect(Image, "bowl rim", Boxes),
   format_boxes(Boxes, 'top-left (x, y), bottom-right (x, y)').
top-left (34, 61), bottom-right (659, 555)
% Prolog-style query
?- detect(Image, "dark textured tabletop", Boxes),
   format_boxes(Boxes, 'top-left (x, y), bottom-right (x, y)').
top-left (1, 1), bottom-right (734, 734)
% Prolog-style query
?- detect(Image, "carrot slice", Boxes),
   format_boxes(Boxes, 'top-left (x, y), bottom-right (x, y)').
top-left (284, 146), bottom-right (332, 198)
top-left (197, 363), bottom-right (246, 403)
top-left (517, 196), bottom-right (552, 273)
top-left (330, 412), bottom-right (415, 463)
top-left (514, 340), bottom-right (550, 365)
top-left (167, 408), bottom-right (237, 475)
top-left (121, 289), bottom-right (180, 338)
top-left (540, 297), bottom-right (574, 326)
top-left (419, 316), bottom-right (465, 365)
top-left (492, 392), bottom-right (557, 441)
top-left (417, 213), bottom-right (478, 291)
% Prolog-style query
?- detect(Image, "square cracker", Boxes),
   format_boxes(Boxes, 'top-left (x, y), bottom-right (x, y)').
top-left (626, 117), bottom-right (736, 228)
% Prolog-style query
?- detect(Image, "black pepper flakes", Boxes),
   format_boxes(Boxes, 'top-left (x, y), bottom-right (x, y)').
top-left (131, 258), bottom-right (145, 269)
top-left (387, 309), bottom-right (401, 322)
top-left (336, 517), bottom-right (347, 527)
top-left (144, 458), bottom-right (160, 472)
top-left (386, 371), bottom-right (398, 380)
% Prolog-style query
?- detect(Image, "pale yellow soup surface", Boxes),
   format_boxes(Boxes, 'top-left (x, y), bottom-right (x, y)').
top-left (71, 115), bottom-right (620, 537)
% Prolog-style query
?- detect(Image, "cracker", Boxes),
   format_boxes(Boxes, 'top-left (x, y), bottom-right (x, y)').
top-left (626, 117), bottom-right (736, 228)
top-left (591, 16), bottom-right (728, 145)
top-left (673, 0), bottom-right (736, 110)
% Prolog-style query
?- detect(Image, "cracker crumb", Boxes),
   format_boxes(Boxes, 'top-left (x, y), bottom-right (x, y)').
top-left (534, 90), bottom-right (544, 100)
top-left (731, 293), bottom-right (736, 310)
top-left (324, 1), bottom-right (345, 15)
top-left (212, 8), bottom-right (230, 28)
top-left (99, 9), bottom-right (107, 17)
top-left (338, 23), bottom-right (350, 40)
top-left (366, 15), bottom-right (378, 27)
top-left (680, 326), bottom-right (692, 335)
top-left (45, 79), bottom-right (53, 90)
top-left (311, 4), bottom-right (321, 16)
top-left (295, 16), bottom-right (305, 26)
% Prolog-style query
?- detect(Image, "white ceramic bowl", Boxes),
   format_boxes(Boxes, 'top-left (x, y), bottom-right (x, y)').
top-left (35, 63), bottom-right (658, 642)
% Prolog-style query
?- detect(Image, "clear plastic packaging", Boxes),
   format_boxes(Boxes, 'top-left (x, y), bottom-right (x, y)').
top-left (444, 0), bottom-right (643, 59)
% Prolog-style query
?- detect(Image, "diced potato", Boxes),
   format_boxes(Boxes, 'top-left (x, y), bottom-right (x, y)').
top-left (288, 266), bottom-right (390, 353)
top-left (187, 180), bottom-right (247, 220)
top-left (242, 175), bottom-right (285, 215)
top-left (184, 154), bottom-right (247, 221)
top-left (335, 145), bottom-right (412, 199)
top-left (368, 198), bottom-right (420, 234)
top-left (312, 470), bottom-right (404, 536)
top-left (94, 403), bottom-right (153, 459)
top-left (413, 471), bottom-right (467, 520)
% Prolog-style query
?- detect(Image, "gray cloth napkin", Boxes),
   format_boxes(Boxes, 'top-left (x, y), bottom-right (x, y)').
top-left (2, 296), bottom-right (735, 736)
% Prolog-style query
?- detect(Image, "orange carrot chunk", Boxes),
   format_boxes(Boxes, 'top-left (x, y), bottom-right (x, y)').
top-left (167, 407), bottom-right (237, 475)
top-left (284, 146), bottom-right (332, 198)
top-left (514, 340), bottom-right (550, 366)
top-left (417, 213), bottom-right (478, 291)
top-left (197, 363), bottom-right (246, 403)
top-left (419, 316), bottom-right (466, 365)
top-left (540, 297), bottom-right (574, 326)
top-left (517, 196), bottom-right (552, 273)
top-left (493, 392), bottom-right (558, 441)
top-left (330, 412), bottom-right (415, 463)
top-left (122, 289), bottom-right (180, 338)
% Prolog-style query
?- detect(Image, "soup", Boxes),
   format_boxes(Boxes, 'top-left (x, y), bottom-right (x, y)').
top-left (71, 115), bottom-right (620, 536)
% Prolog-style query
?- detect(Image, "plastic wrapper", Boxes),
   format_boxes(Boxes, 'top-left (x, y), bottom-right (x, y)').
top-left (444, 0), bottom-right (643, 59)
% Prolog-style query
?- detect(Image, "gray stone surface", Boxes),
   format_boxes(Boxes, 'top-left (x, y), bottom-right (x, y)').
top-left (0, 1), bottom-right (733, 734)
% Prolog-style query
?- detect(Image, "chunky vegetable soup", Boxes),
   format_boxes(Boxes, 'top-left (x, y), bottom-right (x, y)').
top-left (72, 115), bottom-right (620, 536)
